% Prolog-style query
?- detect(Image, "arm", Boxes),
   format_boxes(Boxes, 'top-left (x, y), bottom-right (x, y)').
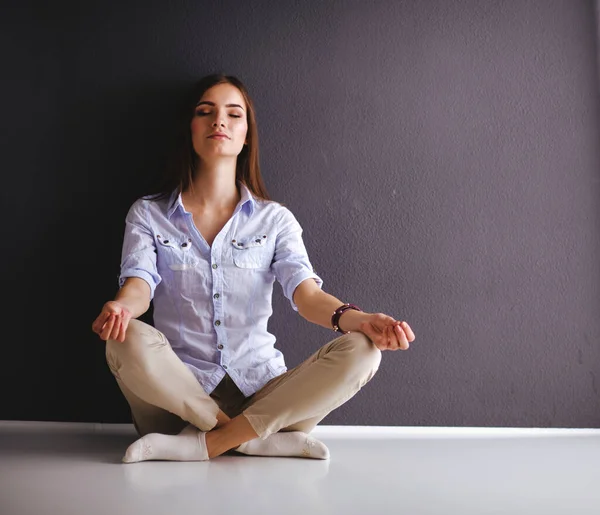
top-left (271, 206), bottom-right (415, 350)
top-left (293, 279), bottom-right (416, 351)
top-left (114, 277), bottom-right (151, 318)
top-left (92, 199), bottom-right (161, 342)
top-left (293, 278), bottom-right (368, 331)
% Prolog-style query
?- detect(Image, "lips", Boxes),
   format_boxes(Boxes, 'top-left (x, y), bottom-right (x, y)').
top-left (208, 133), bottom-right (229, 139)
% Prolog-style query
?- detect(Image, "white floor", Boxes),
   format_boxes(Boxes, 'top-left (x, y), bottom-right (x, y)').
top-left (1, 422), bottom-right (599, 515)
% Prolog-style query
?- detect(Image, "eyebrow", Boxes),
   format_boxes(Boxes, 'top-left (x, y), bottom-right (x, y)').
top-left (196, 101), bottom-right (245, 110)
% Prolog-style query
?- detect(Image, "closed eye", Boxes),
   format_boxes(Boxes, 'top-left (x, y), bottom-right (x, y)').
top-left (195, 110), bottom-right (242, 118)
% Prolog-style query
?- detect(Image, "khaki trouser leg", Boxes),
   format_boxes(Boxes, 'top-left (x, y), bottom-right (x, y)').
top-left (105, 319), bottom-right (220, 436)
top-left (112, 376), bottom-right (189, 437)
top-left (242, 331), bottom-right (382, 438)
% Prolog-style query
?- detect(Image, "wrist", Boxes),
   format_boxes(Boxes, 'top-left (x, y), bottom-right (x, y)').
top-left (111, 298), bottom-right (144, 318)
top-left (338, 310), bottom-right (370, 333)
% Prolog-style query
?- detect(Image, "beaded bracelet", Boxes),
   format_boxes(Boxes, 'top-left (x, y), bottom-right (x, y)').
top-left (331, 303), bottom-right (362, 334)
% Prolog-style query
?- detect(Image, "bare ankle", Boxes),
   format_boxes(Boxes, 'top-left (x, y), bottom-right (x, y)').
top-left (215, 410), bottom-right (231, 428)
top-left (204, 430), bottom-right (222, 459)
top-left (205, 415), bottom-right (259, 458)
top-left (205, 427), bottom-right (237, 458)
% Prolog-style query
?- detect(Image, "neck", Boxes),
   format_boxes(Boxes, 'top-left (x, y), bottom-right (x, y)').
top-left (184, 160), bottom-right (240, 212)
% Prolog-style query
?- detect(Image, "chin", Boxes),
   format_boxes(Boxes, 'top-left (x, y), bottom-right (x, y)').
top-left (198, 151), bottom-right (242, 161)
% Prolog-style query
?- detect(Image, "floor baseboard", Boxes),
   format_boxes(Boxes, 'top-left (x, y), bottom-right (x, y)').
top-left (1, 419), bottom-right (599, 438)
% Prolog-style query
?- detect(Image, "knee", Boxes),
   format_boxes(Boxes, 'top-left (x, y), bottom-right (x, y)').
top-left (105, 319), bottom-right (164, 369)
top-left (332, 332), bottom-right (382, 378)
top-left (105, 318), bottom-right (139, 355)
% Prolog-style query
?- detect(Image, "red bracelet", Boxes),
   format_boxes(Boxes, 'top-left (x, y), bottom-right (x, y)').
top-left (331, 303), bottom-right (362, 334)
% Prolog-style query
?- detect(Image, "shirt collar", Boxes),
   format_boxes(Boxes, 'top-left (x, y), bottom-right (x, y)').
top-left (166, 182), bottom-right (256, 219)
top-left (238, 182), bottom-right (256, 215)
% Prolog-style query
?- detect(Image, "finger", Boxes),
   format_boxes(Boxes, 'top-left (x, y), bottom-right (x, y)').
top-left (97, 306), bottom-right (122, 333)
top-left (92, 312), bottom-right (111, 334)
top-left (383, 325), bottom-right (395, 349)
top-left (106, 314), bottom-right (120, 341)
top-left (117, 312), bottom-right (130, 342)
top-left (382, 326), bottom-right (394, 350)
top-left (117, 317), bottom-right (126, 342)
top-left (380, 326), bottom-right (391, 351)
top-left (385, 325), bottom-right (399, 350)
top-left (381, 326), bottom-right (389, 349)
top-left (400, 321), bottom-right (416, 342)
top-left (360, 322), bottom-right (387, 351)
top-left (100, 314), bottom-right (117, 341)
top-left (395, 323), bottom-right (410, 350)
top-left (109, 313), bottom-right (124, 342)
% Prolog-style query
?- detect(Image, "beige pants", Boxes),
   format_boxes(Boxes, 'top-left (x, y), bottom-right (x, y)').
top-left (105, 319), bottom-right (381, 439)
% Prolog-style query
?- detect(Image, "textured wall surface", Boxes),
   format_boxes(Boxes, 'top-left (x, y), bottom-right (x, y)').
top-left (2, 0), bottom-right (600, 427)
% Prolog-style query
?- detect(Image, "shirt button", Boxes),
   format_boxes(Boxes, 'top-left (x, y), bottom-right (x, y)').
top-left (223, 365), bottom-right (228, 370)
top-left (215, 320), bottom-right (221, 326)
top-left (213, 293), bottom-right (220, 299)
top-left (212, 264), bottom-right (218, 269)
top-left (217, 344), bottom-right (224, 350)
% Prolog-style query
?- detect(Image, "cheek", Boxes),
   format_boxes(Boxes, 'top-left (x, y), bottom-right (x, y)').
top-left (234, 121), bottom-right (248, 139)
top-left (190, 118), bottom-right (204, 135)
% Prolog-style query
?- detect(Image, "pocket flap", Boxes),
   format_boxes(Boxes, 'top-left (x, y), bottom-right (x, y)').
top-left (157, 235), bottom-right (193, 250)
top-left (231, 234), bottom-right (267, 250)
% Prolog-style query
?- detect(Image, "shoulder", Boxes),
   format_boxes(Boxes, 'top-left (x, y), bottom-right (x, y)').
top-left (251, 201), bottom-right (308, 238)
top-left (253, 199), bottom-right (298, 225)
top-left (126, 194), bottom-right (171, 221)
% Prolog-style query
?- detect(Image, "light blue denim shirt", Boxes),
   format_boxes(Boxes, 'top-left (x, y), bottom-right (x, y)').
top-left (118, 183), bottom-right (323, 397)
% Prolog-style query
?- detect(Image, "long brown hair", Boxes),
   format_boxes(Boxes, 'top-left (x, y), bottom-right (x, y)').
top-left (146, 74), bottom-right (270, 203)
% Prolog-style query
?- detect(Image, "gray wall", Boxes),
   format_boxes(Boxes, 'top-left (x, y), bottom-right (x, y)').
top-left (3, 0), bottom-right (600, 427)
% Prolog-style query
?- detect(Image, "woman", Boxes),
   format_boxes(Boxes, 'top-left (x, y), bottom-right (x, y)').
top-left (92, 74), bottom-right (415, 463)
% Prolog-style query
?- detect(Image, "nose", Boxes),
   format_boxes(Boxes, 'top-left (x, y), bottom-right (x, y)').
top-left (212, 115), bottom-right (226, 128)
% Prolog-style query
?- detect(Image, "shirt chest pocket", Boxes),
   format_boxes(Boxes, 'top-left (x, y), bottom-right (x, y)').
top-left (156, 235), bottom-right (198, 270)
top-left (231, 234), bottom-right (272, 269)
top-left (156, 234), bottom-right (211, 295)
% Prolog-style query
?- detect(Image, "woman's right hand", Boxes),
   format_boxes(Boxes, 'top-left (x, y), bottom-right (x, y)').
top-left (91, 301), bottom-right (132, 342)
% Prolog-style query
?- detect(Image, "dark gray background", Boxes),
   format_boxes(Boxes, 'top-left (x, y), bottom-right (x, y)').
top-left (2, 0), bottom-right (600, 427)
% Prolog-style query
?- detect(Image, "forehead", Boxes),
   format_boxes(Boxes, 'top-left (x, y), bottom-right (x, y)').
top-left (198, 83), bottom-right (246, 108)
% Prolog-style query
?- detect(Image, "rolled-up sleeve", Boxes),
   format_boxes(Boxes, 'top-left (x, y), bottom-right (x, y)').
top-left (271, 207), bottom-right (323, 311)
top-left (119, 199), bottom-right (161, 299)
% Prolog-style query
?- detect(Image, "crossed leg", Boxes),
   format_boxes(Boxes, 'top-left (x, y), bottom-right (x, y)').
top-left (106, 320), bottom-right (380, 462)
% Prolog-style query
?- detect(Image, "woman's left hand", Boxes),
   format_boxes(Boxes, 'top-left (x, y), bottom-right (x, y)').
top-left (359, 313), bottom-right (416, 351)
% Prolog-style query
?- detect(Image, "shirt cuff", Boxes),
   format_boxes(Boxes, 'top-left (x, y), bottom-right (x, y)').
top-left (285, 269), bottom-right (323, 311)
top-left (118, 270), bottom-right (158, 300)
